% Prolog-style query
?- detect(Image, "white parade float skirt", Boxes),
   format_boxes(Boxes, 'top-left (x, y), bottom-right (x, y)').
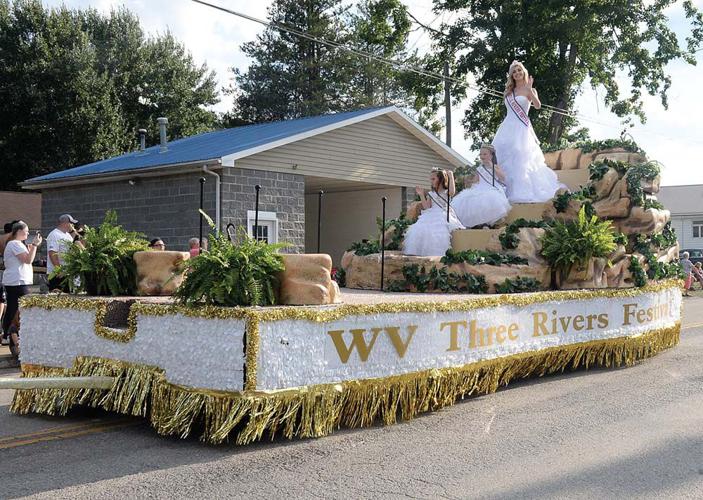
top-left (13, 281), bottom-right (682, 444)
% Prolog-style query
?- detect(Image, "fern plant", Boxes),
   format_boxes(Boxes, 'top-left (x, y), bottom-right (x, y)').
top-left (174, 222), bottom-right (287, 307)
top-left (56, 210), bottom-right (148, 295)
top-left (540, 207), bottom-right (616, 281)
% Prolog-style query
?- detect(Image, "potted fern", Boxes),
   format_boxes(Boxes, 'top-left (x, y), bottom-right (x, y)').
top-left (174, 219), bottom-right (287, 307)
top-left (541, 206), bottom-right (617, 288)
top-left (56, 211), bottom-right (149, 295)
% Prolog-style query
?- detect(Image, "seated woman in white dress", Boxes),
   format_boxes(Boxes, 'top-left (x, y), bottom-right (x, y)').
top-left (452, 143), bottom-right (512, 228)
top-left (403, 168), bottom-right (465, 257)
top-left (492, 60), bottom-right (564, 203)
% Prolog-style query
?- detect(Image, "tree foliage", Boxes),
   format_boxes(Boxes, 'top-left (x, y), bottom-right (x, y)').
top-left (418, 0), bottom-right (703, 147)
top-left (227, 0), bottom-right (420, 123)
top-left (0, 0), bottom-right (219, 190)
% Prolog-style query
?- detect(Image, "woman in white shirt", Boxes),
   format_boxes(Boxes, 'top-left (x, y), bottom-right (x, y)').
top-left (2, 221), bottom-right (42, 351)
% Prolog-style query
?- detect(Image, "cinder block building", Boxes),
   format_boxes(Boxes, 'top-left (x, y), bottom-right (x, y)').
top-left (23, 107), bottom-right (467, 264)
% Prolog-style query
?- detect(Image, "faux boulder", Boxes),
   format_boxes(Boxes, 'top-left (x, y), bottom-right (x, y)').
top-left (556, 257), bottom-right (610, 290)
top-left (615, 207), bottom-right (670, 235)
top-left (134, 251), bottom-right (190, 296)
top-left (278, 254), bottom-right (340, 305)
top-left (340, 251), bottom-right (549, 293)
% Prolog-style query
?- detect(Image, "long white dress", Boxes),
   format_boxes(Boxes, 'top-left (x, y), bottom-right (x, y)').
top-left (452, 164), bottom-right (512, 227)
top-left (403, 190), bottom-right (465, 257)
top-left (492, 94), bottom-right (564, 203)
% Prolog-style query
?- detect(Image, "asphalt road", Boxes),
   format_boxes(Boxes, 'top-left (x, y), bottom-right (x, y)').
top-left (2, 298), bottom-right (703, 499)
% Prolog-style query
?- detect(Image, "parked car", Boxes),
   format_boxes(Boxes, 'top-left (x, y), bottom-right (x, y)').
top-left (679, 249), bottom-right (703, 265)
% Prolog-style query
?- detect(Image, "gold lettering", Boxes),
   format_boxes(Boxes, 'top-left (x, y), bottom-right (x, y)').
top-left (636, 309), bottom-right (647, 323)
top-left (623, 303), bottom-right (637, 326)
top-left (384, 326), bottom-right (417, 358)
top-left (441, 321), bottom-right (467, 351)
top-left (507, 323), bottom-right (519, 340)
top-left (495, 324), bottom-right (507, 343)
top-left (572, 315), bottom-right (584, 331)
top-left (597, 313), bottom-right (609, 328)
top-left (327, 328), bottom-right (382, 363)
top-left (586, 314), bottom-right (597, 330)
top-left (532, 312), bottom-right (549, 337)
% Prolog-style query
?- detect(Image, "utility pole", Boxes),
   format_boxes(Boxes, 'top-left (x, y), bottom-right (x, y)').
top-left (444, 61), bottom-right (452, 147)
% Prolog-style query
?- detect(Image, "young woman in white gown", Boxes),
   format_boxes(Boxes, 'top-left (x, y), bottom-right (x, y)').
top-left (452, 144), bottom-right (512, 228)
top-left (492, 61), bottom-right (564, 203)
top-left (403, 168), bottom-right (465, 257)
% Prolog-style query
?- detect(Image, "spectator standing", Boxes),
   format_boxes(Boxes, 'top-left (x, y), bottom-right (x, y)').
top-left (2, 221), bottom-right (42, 352)
top-left (0, 221), bottom-right (18, 345)
top-left (681, 251), bottom-right (694, 296)
top-left (46, 214), bottom-right (83, 291)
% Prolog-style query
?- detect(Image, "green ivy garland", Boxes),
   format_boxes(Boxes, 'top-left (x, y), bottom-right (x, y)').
top-left (630, 256), bottom-right (648, 287)
top-left (499, 219), bottom-right (549, 250)
top-left (440, 249), bottom-right (528, 266)
top-left (393, 264), bottom-right (488, 294)
top-left (625, 162), bottom-right (660, 207)
top-left (495, 277), bottom-right (542, 294)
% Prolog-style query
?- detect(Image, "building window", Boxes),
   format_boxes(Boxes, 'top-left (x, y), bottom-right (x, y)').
top-left (246, 211), bottom-right (279, 244)
top-left (693, 221), bottom-right (703, 238)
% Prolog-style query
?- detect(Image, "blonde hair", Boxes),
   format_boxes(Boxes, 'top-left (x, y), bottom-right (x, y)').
top-left (504, 60), bottom-right (529, 96)
top-left (479, 143), bottom-right (497, 165)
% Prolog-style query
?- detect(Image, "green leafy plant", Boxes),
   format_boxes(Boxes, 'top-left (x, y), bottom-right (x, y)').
top-left (588, 159), bottom-right (629, 181)
top-left (441, 249), bottom-right (527, 266)
top-left (630, 256), bottom-right (648, 287)
top-left (377, 215), bottom-right (413, 251)
top-left (552, 186), bottom-right (595, 215)
top-left (632, 231), bottom-right (683, 282)
top-left (495, 277), bottom-right (542, 294)
top-left (625, 161), bottom-right (660, 207)
top-left (499, 219), bottom-right (549, 250)
top-left (175, 221), bottom-right (287, 307)
top-left (55, 211), bottom-right (148, 296)
top-left (544, 138), bottom-right (645, 155)
top-left (540, 207), bottom-right (617, 280)
top-left (613, 232), bottom-right (628, 246)
top-left (399, 264), bottom-right (487, 294)
top-left (348, 239), bottom-right (380, 256)
top-left (643, 198), bottom-right (665, 211)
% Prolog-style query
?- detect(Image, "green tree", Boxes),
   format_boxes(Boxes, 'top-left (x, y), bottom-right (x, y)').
top-left (229, 0), bottom-right (352, 122)
top-left (0, 1), bottom-right (219, 190)
top-left (421, 0), bottom-right (703, 147)
top-left (347, 0), bottom-right (412, 107)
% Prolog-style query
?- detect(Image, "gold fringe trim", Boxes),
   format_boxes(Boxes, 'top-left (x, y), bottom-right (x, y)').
top-left (11, 323), bottom-right (680, 445)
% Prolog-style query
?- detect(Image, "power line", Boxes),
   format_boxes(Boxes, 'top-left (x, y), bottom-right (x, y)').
top-left (191, 0), bottom-right (703, 147)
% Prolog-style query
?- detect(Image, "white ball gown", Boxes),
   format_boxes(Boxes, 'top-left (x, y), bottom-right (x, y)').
top-left (452, 165), bottom-right (512, 227)
top-left (403, 190), bottom-right (465, 256)
top-left (492, 94), bottom-right (564, 203)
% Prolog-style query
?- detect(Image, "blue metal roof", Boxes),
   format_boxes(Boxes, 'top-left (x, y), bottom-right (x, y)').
top-left (26, 107), bottom-right (392, 183)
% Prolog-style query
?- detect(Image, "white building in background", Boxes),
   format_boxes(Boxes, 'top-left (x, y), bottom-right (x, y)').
top-left (658, 185), bottom-right (703, 251)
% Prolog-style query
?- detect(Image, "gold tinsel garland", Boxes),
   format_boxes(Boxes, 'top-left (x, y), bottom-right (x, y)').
top-left (12, 323), bottom-right (680, 445)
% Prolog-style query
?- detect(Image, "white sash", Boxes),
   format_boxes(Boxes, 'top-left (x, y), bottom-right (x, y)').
top-left (428, 191), bottom-right (459, 221)
top-left (506, 91), bottom-right (531, 128)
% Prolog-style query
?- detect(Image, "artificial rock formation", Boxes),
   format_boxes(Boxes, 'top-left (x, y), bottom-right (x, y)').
top-left (341, 251), bottom-right (549, 293)
top-left (278, 254), bottom-right (340, 305)
top-left (134, 251), bottom-right (190, 296)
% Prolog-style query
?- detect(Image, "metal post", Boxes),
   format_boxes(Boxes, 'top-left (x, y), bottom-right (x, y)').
top-left (317, 190), bottom-right (324, 253)
top-left (444, 61), bottom-right (452, 148)
top-left (254, 184), bottom-right (261, 240)
top-left (381, 196), bottom-right (387, 291)
top-left (198, 177), bottom-right (205, 254)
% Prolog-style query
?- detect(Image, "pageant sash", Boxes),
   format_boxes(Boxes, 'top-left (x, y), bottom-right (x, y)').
top-left (428, 191), bottom-right (459, 221)
top-left (476, 165), bottom-right (508, 190)
top-left (506, 91), bottom-right (531, 128)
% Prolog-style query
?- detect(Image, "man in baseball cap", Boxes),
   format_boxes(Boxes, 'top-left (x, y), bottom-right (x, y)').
top-left (47, 214), bottom-right (83, 291)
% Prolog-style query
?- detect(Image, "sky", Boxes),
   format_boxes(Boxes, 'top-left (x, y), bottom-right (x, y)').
top-left (42, 0), bottom-right (703, 186)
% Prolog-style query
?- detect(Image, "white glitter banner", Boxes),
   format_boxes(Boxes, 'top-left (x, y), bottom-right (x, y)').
top-left (256, 287), bottom-right (681, 391)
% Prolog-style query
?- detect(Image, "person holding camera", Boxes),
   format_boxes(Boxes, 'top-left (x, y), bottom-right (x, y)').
top-left (2, 221), bottom-right (42, 353)
top-left (46, 214), bottom-right (83, 292)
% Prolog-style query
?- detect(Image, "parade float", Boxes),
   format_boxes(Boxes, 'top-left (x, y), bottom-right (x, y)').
top-left (5, 141), bottom-right (683, 445)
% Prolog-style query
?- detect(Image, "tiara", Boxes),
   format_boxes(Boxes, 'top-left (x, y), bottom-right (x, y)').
top-left (480, 143), bottom-right (495, 151)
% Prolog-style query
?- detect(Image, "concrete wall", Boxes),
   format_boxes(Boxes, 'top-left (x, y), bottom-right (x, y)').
top-left (39, 166), bottom-right (306, 254)
top-left (41, 171), bottom-right (217, 251)
top-left (305, 187), bottom-right (402, 265)
top-left (221, 167), bottom-right (305, 252)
